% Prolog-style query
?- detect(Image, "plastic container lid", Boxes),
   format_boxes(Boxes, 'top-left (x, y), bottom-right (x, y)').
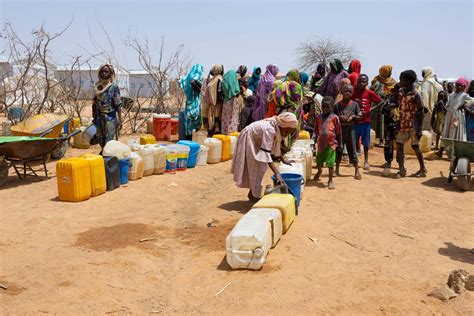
top-left (153, 113), bottom-right (171, 119)
top-left (177, 140), bottom-right (201, 149)
top-left (204, 137), bottom-right (222, 146)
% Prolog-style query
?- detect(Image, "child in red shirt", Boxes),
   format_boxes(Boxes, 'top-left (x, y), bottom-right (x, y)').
top-left (313, 96), bottom-right (341, 189)
top-left (352, 74), bottom-right (382, 170)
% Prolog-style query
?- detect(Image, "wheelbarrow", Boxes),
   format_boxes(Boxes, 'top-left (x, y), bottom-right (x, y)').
top-left (441, 138), bottom-right (474, 191)
top-left (10, 113), bottom-right (71, 159)
top-left (0, 130), bottom-right (80, 186)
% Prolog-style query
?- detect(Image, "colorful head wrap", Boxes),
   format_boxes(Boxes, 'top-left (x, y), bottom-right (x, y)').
top-left (287, 69), bottom-right (301, 83)
top-left (456, 77), bottom-right (469, 87)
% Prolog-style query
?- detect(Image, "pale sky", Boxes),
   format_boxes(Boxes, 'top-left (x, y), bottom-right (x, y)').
top-left (1, 0), bottom-right (473, 80)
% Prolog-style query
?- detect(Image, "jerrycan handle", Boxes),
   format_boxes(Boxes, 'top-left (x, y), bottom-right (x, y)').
top-left (232, 247), bottom-right (264, 258)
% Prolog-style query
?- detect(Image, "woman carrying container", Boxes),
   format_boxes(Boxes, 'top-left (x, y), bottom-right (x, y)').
top-left (232, 112), bottom-right (298, 202)
top-left (92, 64), bottom-right (122, 152)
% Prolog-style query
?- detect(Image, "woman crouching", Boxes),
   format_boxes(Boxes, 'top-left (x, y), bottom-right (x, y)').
top-left (231, 112), bottom-right (298, 202)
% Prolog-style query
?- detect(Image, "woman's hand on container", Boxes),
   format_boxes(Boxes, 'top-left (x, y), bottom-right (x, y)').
top-left (275, 173), bottom-right (285, 185)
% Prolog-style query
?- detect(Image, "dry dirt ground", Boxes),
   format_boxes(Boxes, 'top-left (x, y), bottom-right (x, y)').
top-left (1, 141), bottom-right (473, 314)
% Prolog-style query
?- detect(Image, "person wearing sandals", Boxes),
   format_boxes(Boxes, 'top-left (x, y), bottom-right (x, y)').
top-left (333, 84), bottom-right (363, 180)
top-left (395, 70), bottom-right (427, 178)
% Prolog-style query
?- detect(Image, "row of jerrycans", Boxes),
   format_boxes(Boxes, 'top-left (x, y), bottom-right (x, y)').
top-left (226, 193), bottom-right (296, 270)
top-left (56, 154), bottom-right (122, 202)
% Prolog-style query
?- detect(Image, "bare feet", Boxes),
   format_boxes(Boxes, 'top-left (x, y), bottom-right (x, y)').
top-left (328, 181), bottom-right (335, 190)
top-left (313, 170), bottom-right (322, 181)
top-left (354, 169), bottom-right (362, 180)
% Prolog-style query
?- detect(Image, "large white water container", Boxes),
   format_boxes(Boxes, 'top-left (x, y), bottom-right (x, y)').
top-left (72, 126), bottom-right (90, 149)
top-left (138, 145), bottom-right (155, 176)
top-left (103, 140), bottom-right (131, 160)
top-left (192, 130), bottom-right (208, 145)
top-left (226, 215), bottom-right (272, 270)
top-left (204, 138), bottom-right (222, 164)
top-left (129, 152), bottom-right (144, 180)
top-left (151, 145), bottom-right (166, 174)
top-left (197, 145), bottom-right (208, 166)
top-left (245, 208), bottom-right (282, 248)
top-left (284, 153), bottom-right (307, 180)
top-left (278, 161), bottom-right (305, 193)
top-left (291, 146), bottom-right (313, 180)
top-left (229, 135), bottom-right (237, 159)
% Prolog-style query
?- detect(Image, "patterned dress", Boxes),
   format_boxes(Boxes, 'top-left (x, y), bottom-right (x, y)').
top-left (94, 83), bottom-right (122, 147)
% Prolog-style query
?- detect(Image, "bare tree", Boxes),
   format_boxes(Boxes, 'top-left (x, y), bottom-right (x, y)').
top-left (124, 34), bottom-right (190, 114)
top-left (296, 36), bottom-right (358, 73)
top-left (0, 22), bottom-right (77, 120)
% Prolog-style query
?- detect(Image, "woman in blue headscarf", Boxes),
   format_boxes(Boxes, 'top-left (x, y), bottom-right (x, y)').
top-left (248, 67), bottom-right (262, 93)
top-left (180, 64), bottom-right (204, 137)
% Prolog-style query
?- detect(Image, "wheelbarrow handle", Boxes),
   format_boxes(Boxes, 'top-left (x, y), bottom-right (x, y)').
top-left (58, 129), bottom-right (81, 141)
top-left (39, 127), bottom-right (54, 137)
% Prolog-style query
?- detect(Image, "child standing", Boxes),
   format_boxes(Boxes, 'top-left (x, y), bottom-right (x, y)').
top-left (313, 96), bottom-right (342, 189)
top-left (431, 90), bottom-right (448, 150)
top-left (352, 74), bottom-right (382, 170)
top-left (333, 85), bottom-right (363, 179)
top-left (381, 84), bottom-right (400, 176)
top-left (396, 70), bottom-right (426, 178)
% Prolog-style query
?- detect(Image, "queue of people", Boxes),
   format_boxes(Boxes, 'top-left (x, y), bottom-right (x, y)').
top-left (90, 61), bottom-right (474, 200)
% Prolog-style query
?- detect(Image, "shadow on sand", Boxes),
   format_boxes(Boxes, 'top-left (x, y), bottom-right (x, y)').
top-left (438, 242), bottom-right (474, 264)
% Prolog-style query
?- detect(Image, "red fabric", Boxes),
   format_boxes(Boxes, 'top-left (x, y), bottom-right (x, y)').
top-left (352, 88), bottom-right (381, 123)
top-left (348, 60), bottom-right (362, 87)
top-left (314, 113), bottom-right (341, 151)
top-left (265, 99), bottom-right (277, 118)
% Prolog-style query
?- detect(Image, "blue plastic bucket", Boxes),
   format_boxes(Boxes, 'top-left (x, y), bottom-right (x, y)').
top-left (271, 173), bottom-right (304, 206)
top-left (118, 158), bottom-right (130, 185)
top-left (177, 140), bottom-right (201, 168)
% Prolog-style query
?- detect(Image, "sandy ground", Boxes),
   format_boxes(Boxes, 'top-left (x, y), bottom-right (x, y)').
top-left (0, 142), bottom-right (473, 315)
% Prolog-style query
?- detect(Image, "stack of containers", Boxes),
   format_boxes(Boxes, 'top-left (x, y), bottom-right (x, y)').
top-left (226, 194), bottom-right (296, 270)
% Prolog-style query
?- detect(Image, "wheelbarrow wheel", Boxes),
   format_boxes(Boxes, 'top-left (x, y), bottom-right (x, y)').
top-left (51, 141), bottom-right (68, 159)
top-left (0, 160), bottom-right (9, 186)
top-left (455, 157), bottom-right (471, 191)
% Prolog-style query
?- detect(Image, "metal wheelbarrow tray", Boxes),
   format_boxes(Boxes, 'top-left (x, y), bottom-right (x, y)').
top-left (441, 138), bottom-right (474, 191)
top-left (0, 132), bottom-right (80, 186)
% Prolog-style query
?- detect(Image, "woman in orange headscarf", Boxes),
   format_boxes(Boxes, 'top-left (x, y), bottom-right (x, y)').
top-left (370, 65), bottom-right (397, 98)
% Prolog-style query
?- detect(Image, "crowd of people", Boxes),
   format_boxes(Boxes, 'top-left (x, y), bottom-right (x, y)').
top-left (91, 61), bottom-right (474, 199)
